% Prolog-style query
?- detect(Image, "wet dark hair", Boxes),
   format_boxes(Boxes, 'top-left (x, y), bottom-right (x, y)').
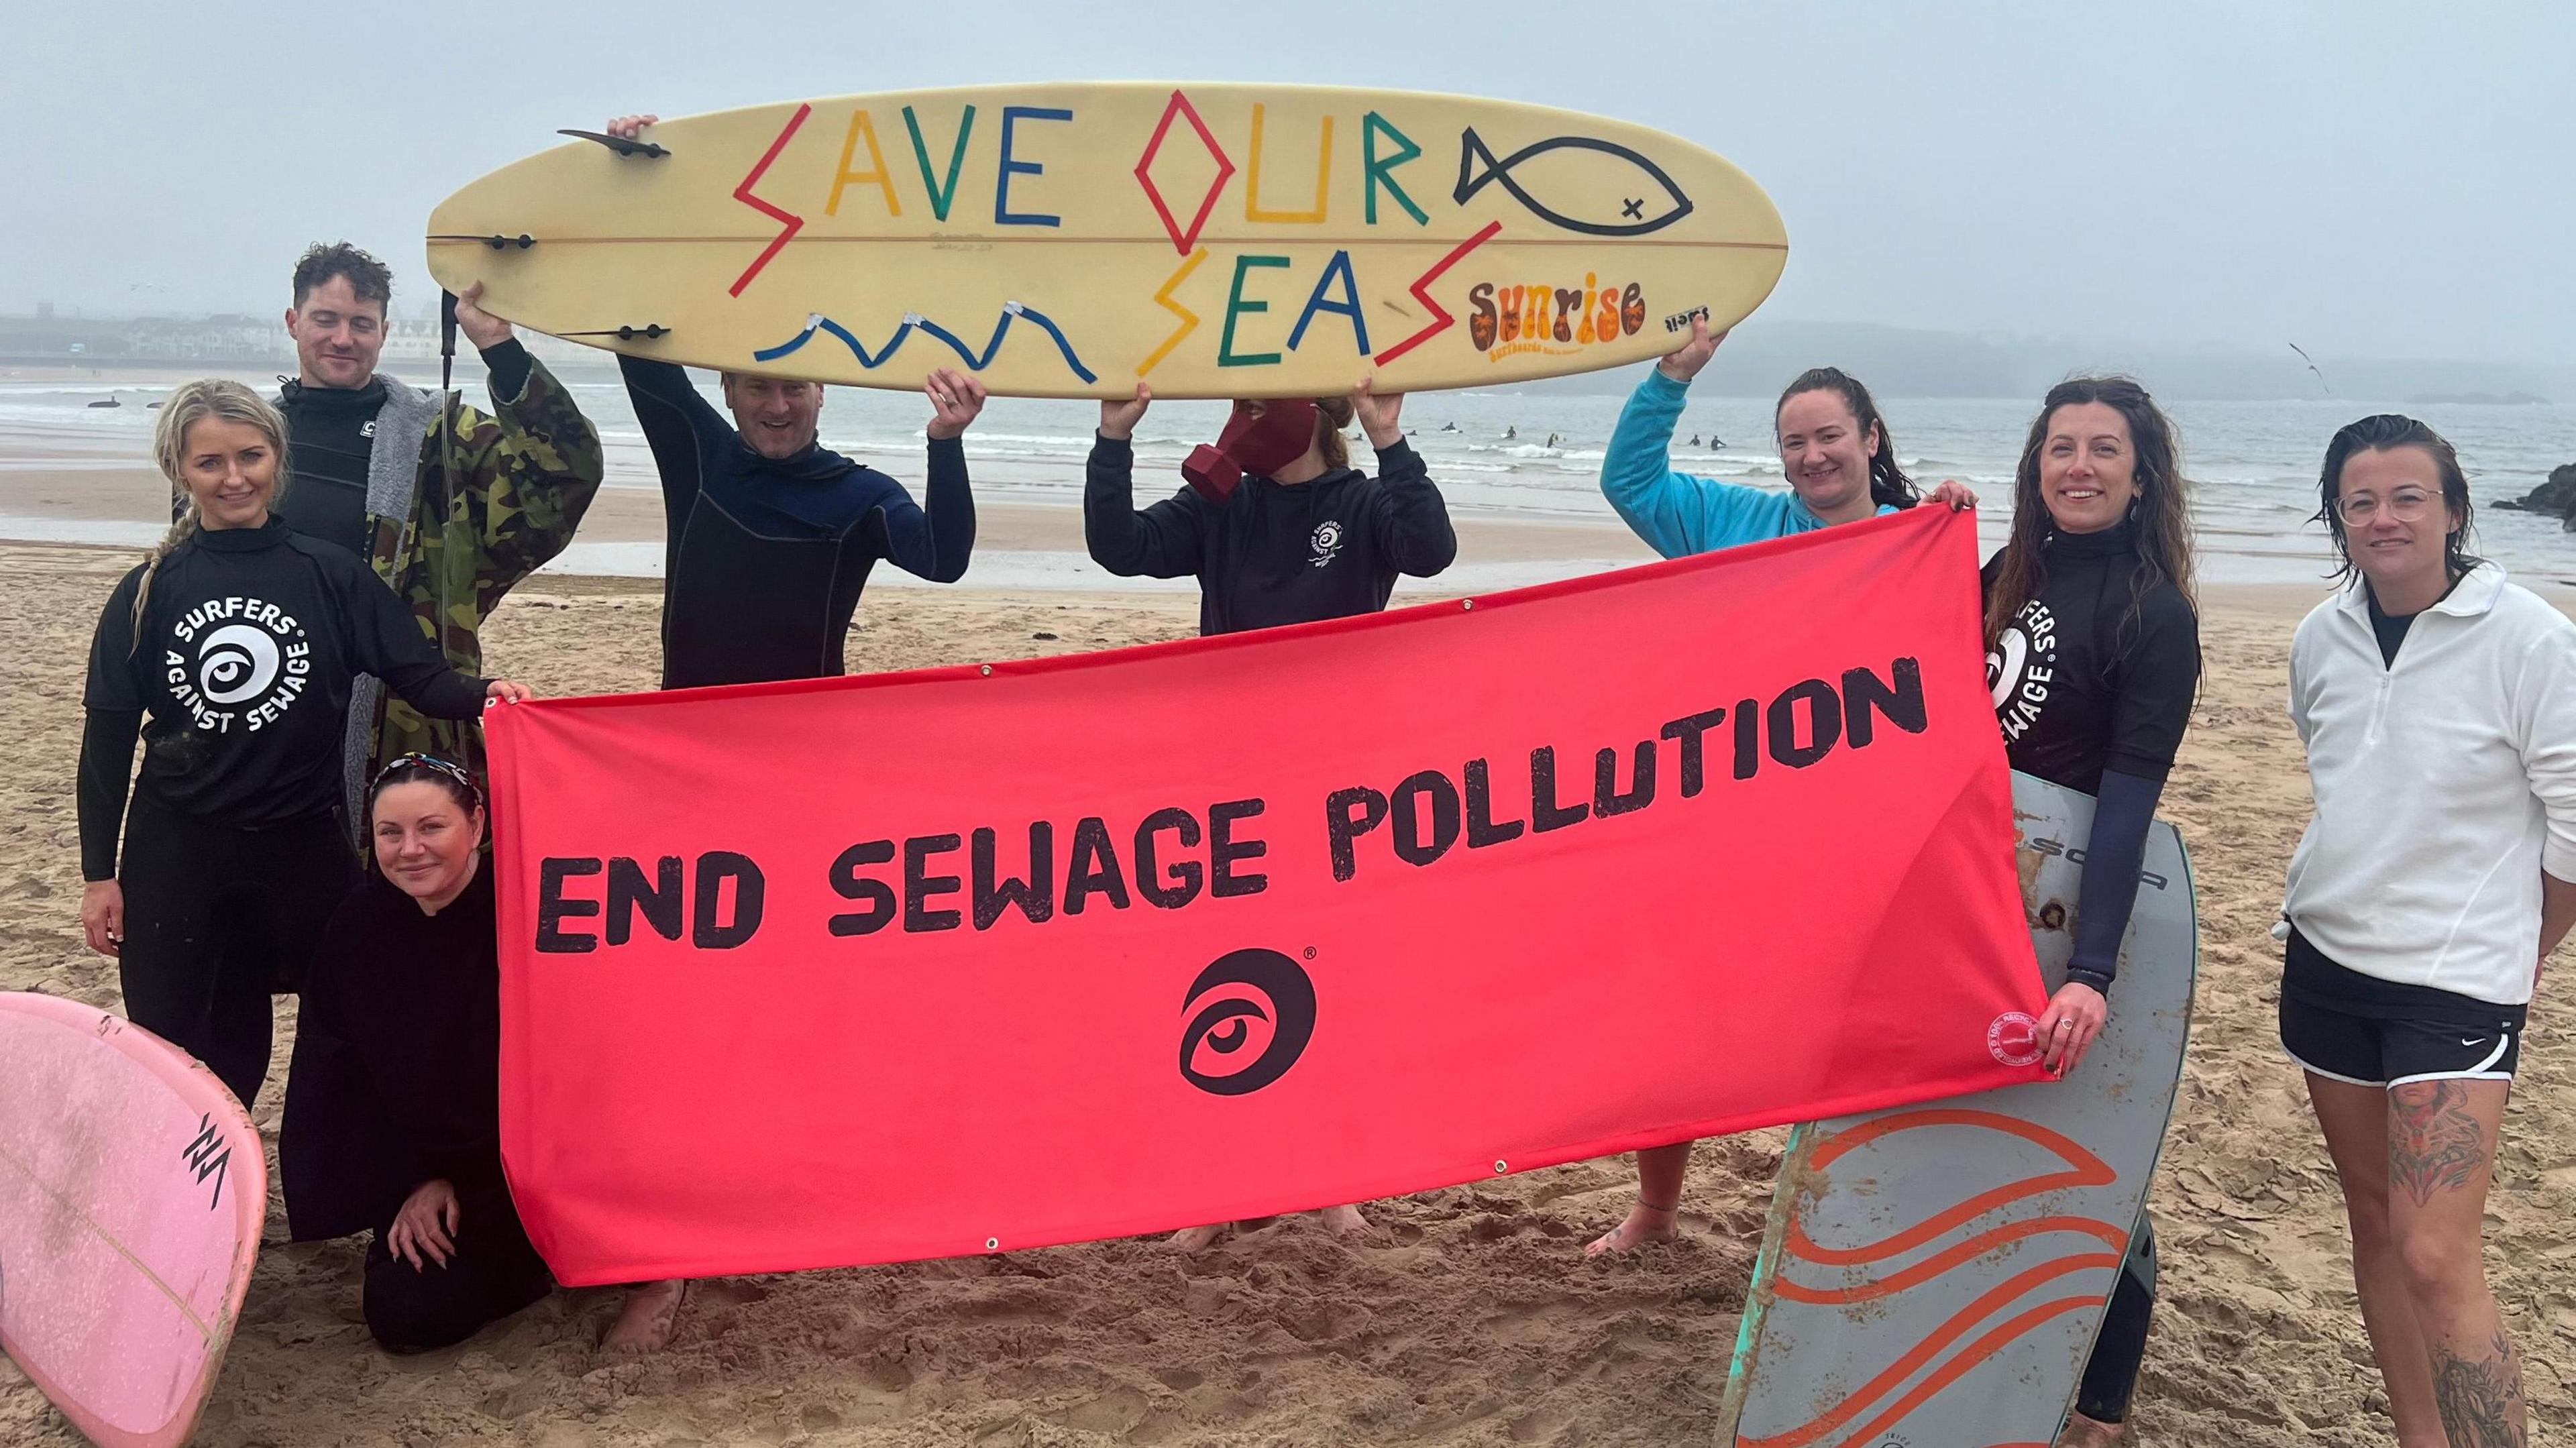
top-left (291, 241), bottom-right (393, 313)
top-left (1984, 376), bottom-right (2197, 652)
top-left (2312, 414), bottom-right (2483, 586)
top-left (1776, 368), bottom-right (1917, 510)
top-left (366, 753), bottom-right (484, 827)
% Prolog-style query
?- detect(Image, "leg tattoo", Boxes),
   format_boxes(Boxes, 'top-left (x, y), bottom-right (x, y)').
top-left (2429, 1331), bottom-right (2524, 1448)
top-left (2390, 1081), bottom-right (2487, 1207)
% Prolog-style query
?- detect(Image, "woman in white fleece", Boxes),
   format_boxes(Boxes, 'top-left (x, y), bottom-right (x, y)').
top-left (2282, 414), bottom-right (2576, 1448)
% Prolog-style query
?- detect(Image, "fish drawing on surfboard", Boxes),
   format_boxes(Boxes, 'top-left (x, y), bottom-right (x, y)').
top-left (1450, 128), bottom-right (1697, 237)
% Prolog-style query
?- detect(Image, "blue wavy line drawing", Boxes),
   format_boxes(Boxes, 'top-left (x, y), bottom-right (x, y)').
top-left (751, 300), bottom-right (1097, 382)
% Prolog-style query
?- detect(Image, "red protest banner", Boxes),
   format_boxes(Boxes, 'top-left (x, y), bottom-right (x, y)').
top-left (486, 507), bottom-right (2045, 1285)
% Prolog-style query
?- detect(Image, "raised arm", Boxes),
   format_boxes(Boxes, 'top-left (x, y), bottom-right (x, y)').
top-left (1084, 384), bottom-right (1208, 579)
top-left (1352, 382), bottom-right (1454, 578)
top-left (1599, 319), bottom-right (1781, 557)
top-left (442, 283), bottom-right (605, 594)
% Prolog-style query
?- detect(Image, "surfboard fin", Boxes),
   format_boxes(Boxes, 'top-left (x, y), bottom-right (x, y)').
top-left (559, 128), bottom-right (671, 159)
top-left (559, 325), bottom-right (672, 341)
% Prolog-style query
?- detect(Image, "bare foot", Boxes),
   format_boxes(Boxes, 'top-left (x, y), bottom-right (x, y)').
top-left (1585, 1201), bottom-right (1678, 1256)
top-left (1315, 1203), bottom-right (1379, 1239)
top-left (2055, 1411), bottom-right (2127, 1446)
top-left (1168, 1223), bottom-right (1225, 1251)
top-left (602, 1278), bottom-right (687, 1353)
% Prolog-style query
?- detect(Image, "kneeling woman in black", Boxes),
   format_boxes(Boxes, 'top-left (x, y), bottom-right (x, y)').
top-left (285, 757), bottom-right (689, 1353)
top-left (283, 757), bottom-right (551, 1351)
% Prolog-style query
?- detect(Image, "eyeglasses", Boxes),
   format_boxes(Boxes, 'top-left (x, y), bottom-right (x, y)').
top-left (370, 752), bottom-right (484, 805)
top-left (2332, 489), bottom-right (2440, 525)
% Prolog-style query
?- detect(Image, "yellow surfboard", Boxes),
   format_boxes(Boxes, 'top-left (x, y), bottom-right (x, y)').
top-left (425, 83), bottom-right (1787, 398)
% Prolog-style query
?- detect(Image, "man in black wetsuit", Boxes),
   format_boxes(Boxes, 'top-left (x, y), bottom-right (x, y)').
top-left (616, 355), bottom-right (985, 689)
top-left (597, 109), bottom-right (985, 691)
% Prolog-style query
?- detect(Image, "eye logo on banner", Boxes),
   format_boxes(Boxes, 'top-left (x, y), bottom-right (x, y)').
top-left (1178, 948), bottom-right (1317, 1096)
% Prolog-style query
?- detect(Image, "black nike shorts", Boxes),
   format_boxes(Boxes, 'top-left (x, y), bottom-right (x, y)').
top-left (2278, 926), bottom-right (2525, 1089)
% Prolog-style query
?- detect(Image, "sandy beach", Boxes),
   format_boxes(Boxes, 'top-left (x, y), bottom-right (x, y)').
top-left (1, 528), bottom-right (2571, 1447)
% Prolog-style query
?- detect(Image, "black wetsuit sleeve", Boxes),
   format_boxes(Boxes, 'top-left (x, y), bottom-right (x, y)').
top-left (872, 438), bottom-right (975, 582)
top-left (78, 570), bottom-right (148, 881)
top-left (341, 564), bottom-right (488, 720)
top-left (618, 355), bottom-right (724, 547)
top-left (2105, 594), bottom-right (2200, 782)
top-left (78, 710), bottom-right (142, 882)
top-left (1083, 433), bottom-right (1208, 579)
top-left (1362, 439), bottom-right (1457, 578)
top-left (2068, 769), bottom-right (2164, 993)
top-left (479, 338), bottom-right (534, 406)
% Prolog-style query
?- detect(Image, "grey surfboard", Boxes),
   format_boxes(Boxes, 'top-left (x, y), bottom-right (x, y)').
top-left (1718, 769), bottom-right (2196, 1447)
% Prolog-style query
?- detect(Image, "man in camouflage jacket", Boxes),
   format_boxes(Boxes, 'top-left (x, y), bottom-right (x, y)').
top-left (276, 242), bottom-right (604, 819)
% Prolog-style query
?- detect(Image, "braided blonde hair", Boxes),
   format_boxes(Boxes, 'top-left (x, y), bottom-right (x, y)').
top-left (131, 380), bottom-right (290, 647)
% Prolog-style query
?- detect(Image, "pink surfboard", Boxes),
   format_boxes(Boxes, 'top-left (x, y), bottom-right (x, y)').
top-left (0, 992), bottom-right (262, 1448)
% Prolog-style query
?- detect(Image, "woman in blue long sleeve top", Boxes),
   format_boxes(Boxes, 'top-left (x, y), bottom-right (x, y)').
top-left (1599, 317), bottom-right (1976, 555)
top-left (1587, 319), bottom-right (1975, 1258)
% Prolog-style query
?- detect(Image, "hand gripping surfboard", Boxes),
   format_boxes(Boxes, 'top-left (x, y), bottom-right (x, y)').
top-left (1719, 770), bottom-right (2196, 1447)
top-left (425, 82), bottom-right (1788, 398)
top-left (0, 993), bottom-right (264, 1448)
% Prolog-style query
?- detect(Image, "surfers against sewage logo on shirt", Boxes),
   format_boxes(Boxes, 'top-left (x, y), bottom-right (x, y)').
top-left (1309, 520), bottom-right (1344, 569)
top-left (1988, 599), bottom-right (2058, 742)
top-left (164, 596), bottom-right (313, 732)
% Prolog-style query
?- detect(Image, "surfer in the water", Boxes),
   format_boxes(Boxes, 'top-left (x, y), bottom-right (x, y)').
top-left (1980, 378), bottom-right (2202, 1445)
top-left (1585, 317), bottom-right (1972, 1256)
top-left (1088, 380), bottom-right (1452, 1247)
top-left (76, 382), bottom-right (530, 1111)
top-left (2279, 416), bottom-right (2575, 1448)
top-left (273, 242), bottom-right (602, 818)
top-left (600, 117), bottom-right (983, 688)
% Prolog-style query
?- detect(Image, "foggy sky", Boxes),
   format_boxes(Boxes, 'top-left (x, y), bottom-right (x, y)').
top-left (9, 0), bottom-right (2569, 366)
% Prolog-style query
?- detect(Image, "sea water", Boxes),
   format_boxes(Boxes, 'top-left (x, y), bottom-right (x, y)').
top-left (6, 372), bottom-right (2570, 588)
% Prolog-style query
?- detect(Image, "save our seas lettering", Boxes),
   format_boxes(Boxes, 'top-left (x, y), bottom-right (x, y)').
top-left (732, 91), bottom-right (1686, 376)
top-left (530, 659), bottom-right (1924, 953)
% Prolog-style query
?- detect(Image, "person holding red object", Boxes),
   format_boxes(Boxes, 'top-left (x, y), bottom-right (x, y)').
top-left (1087, 379), bottom-right (1453, 1247)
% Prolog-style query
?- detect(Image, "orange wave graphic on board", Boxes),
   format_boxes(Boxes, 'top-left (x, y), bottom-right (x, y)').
top-left (1741, 1108), bottom-right (2129, 1448)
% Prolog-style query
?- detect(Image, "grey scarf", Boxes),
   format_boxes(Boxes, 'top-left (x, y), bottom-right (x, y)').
top-left (338, 376), bottom-right (441, 830)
